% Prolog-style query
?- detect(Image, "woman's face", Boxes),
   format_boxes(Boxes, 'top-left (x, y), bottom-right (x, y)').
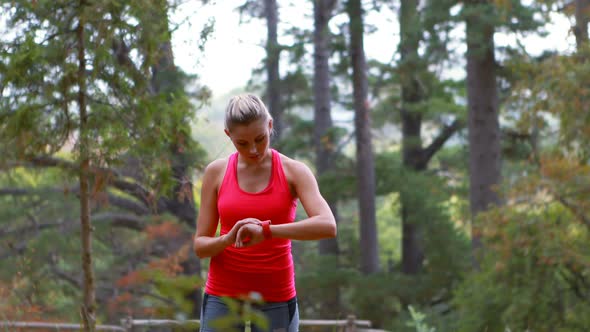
top-left (225, 118), bottom-right (272, 164)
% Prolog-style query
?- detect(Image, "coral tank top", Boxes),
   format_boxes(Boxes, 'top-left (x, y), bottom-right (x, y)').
top-left (205, 149), bottom-right (298, 302)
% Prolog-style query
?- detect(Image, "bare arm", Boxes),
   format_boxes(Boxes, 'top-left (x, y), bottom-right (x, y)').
top-left (270, 159), bottom-right (337, 240)
top-left (193, 160), bottom-right (228, 258)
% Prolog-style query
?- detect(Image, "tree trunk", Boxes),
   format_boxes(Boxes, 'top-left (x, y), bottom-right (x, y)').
top-left (465, 0), bottom-right (502, 266)
top-left (77, 2), bottom-right (96, 330)
top-left (397, 0), bottom-right (463, 274)
top-left (575, 0), bottom-right (590, 48)
top-left (313, 0), bottom-right (339, 257)
top-left (399, 0), bottom-right (425, 275)
top-left (147, 2), bottom-right (202, 317)
top-left (347, 0), bottom-right (380, 274)
top-left (265, 0), bottom-right (282, 140)
top-left (313, 0), bottom-right (341, 316)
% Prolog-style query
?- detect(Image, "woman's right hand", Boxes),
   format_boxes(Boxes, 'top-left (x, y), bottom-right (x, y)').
top-left (222, 218), bottom-right (262, 247)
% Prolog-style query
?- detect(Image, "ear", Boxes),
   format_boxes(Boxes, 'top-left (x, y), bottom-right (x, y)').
top-left (268, 119), bottom-right (273, 131)
top-left (224, 128), bottom-right (230, 137)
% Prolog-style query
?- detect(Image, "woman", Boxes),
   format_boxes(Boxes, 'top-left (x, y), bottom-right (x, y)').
top-left (193, 94), bottom-right (337, 332)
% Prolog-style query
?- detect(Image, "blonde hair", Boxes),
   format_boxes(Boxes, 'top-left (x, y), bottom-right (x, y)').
top-left (224, 94), bottom-right (272, 130)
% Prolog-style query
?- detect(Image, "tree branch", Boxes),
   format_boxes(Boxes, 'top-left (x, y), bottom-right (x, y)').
top-left (0, 242), bottom-right (27, 260)
top-left (109, 177), bottom-right (162, 211)
top-left (0, 185), bottom-right (149, 216)
top-left (92, 212), bottom-right (146, 231)
top-left (49, 261), bottom-right (181, 310)
top-left (554, 194), bottom-right (590, 229)
top-left (50, 262), bottom-right (81, 288)
top-left (0, 186), bottom-right (77, 197)
top-left (0, 221), bottom-right (66, 238)
top-left (105, 194), bottom-right (150, 216)
top-left (28, 155), bottom-right (76, 170)
top-left (0, 212), bottom-right (146, 241)
top-left (421, 119), bottom-right (464, 166)
top-left (334, 130), bottom-right (356, 157)
top-left (11, 155), bottom-right (167, 212)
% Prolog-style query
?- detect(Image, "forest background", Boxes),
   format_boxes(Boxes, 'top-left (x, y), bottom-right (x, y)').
top-left (1, 0), bottom-right (590, 331)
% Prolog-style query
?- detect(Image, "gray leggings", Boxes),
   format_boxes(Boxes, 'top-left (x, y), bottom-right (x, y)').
top-left (199, 293), bottom-right (299, 332)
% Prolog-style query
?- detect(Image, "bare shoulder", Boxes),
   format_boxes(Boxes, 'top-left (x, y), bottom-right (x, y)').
top-left (201, 157), bottom-right (229, 189)
top-left (204, 157), bottom-right (228, 174)
top-left (278, 152), bottom-right (324, 203)
top-left (278, 153), bottom-right (315, 182)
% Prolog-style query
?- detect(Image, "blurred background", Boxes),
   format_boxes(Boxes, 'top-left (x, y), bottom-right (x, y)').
top-left (1, 0), bottom-right (589, 331)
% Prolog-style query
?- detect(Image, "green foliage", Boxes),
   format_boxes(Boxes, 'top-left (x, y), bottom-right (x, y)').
top-left (377, 193), bottom-right (402, 263)
top-left (295, 158), bottom-right (471, 328)
top-left (346, 272), bottom-right (405, 327)
top-left (317, 153), bottom-right (356, 202)
top-left (144, 269), bottom-right (202, 317)
top-left (420, 0), bottom-right (456, 64)
top-left (0, 0), bottom-right (211, 324)
top-left (375, 150), bottom-right (404, 195)
top-left (0, 168), bottom-right (79, 318)
top-left (2, 1), bottom-right (585, 330)
top-left (454, 149), bottom-right (590, 331)
top-left (461, 0), bottom-right (549, 64)
top-left (452, 10), bottom-right (590, 331)
top-left (407, 306), bottom-right (436, 332)
top-left (375, 149), bottom-right (471, 277)
top-left (0, 0), bottom-right (208, 193)
top-left (281, 69), bottom-right (313, 110)
top-left (275, 114), bottom-right (315, 159)
top-left (505, 45), bottom-right (590, 161)
top-left (454, 203), bottom-right (590, 331)
top-left (347, 271), bottom-right (463, 330)
top-left (296, 254), bottom-right (357, 318)
top-left (208, 296), bottom-right (268, 332)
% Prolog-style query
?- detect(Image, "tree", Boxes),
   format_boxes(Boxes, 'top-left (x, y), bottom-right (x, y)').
top-left (575, 0), bottom-right (590, 47)
top-left (238, 0), bottom-right (285, 140)
top-left (265, 0), bottom-right (284, 140)
top-left (0, 0), bottom-right (208, 326)
top-left (311, 0), bottom-right (343, 316)
top-left (463, 0), bottom-right (502, 265)
top-left (313, 0), bottom-right (340, 257)
top-left (346, 0), bottom-right (379, 274)
top-left (75, 2), bottom-right (95, 328)
top-left (398, 0), bottom-right (463, 274)
top-left (455, 42), bottom-right (590, 331)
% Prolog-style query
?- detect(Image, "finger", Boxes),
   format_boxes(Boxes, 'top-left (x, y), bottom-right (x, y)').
top-left (231, 220), bottom-right (260, 247)
top-left (238, 229), bottom-right (253, 247)
top-left (235, 219), bottom-right (258, 229)
top-left (229, 221), bottom-right (248, 241)
top-left (241, 237), bottom-right (260, 248)
top-left (235, 228), bottom-right (245, 247)
top-left (243, 218), bottom-right (262, 225)
top-left (240, 229), bottom-right (261, 248)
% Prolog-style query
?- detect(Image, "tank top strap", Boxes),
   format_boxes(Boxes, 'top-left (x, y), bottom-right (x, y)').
top-left (219, 152), bottom-right (238, 196)
top-left (271, 149), bottom-right (291, 195)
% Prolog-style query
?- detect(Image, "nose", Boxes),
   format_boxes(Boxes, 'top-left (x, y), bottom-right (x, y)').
top-left (249, 144), bottom-right (257, 154)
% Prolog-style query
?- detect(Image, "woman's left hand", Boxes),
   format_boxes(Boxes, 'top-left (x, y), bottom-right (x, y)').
top-left (235, 223), bottom-right (265, 248)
